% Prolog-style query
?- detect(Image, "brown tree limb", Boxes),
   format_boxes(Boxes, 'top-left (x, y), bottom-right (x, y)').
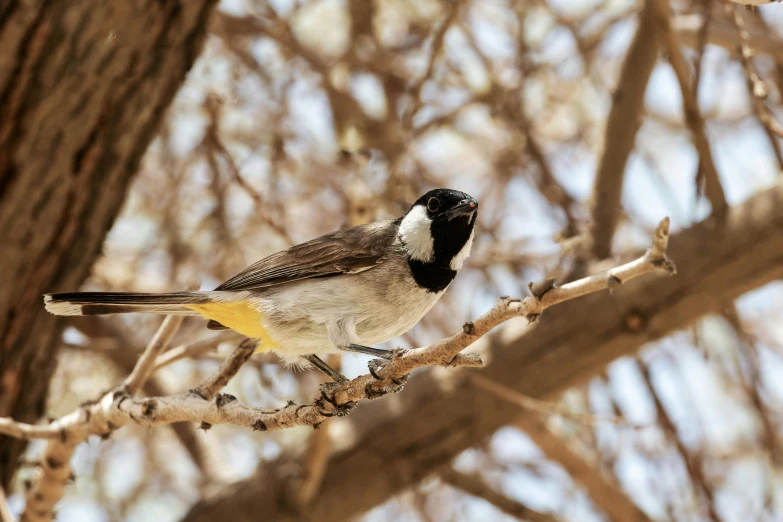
top-left (153, 331), bottom-right (243, 371)
top-left (182, 182), bottom-right (783, 522)
top-left (440, 468), bottom-right (560, 522)
top-left (589, 0), bottom-right (661, 259)
top-left (519, 418), bottom-right (653, 522)
top-left (637, 357), bottom-right (721, 522)
top-left (674, 14), bottom-right (783, 61)
top-left (123, 316), bottom-right (184, 395)
top-left (725, 2), bottom-right (783, 148)
top-left (653, 0), bottom-right (727, 215)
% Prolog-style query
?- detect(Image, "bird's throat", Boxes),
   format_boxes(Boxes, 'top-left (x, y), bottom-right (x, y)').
top-left (407, 259), bottom-right (457, 293)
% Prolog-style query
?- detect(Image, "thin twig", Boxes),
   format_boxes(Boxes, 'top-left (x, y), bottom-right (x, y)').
top-left (440, 467), bottom-right (559, 522)
top-left (153, 331), bottom-right (243, 372)
top-left (124, 316), bottom-right (183, 395)
top-left (725, 0), bottom-right (783, 174)
top-left (653, 0), bottom-right (727, 215)
top-left (190, 338), bottom-right (257, 401)
top-left (470, 374), bottom-right (654, 430)
top-left (18, 317), bottom-right (184, 522)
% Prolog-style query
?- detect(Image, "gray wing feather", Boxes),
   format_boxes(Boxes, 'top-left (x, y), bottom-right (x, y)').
top-left (214, 220), bottom-right (399, 292)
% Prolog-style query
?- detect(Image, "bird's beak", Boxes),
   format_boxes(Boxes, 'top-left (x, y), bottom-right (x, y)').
top-left (446, 198), bottom-right (478, 220)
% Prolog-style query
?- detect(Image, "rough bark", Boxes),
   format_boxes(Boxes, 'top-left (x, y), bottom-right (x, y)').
top-left (0, 0), bottom-right (217, 488)
top-left (183, 183), bottom-right (783, 522)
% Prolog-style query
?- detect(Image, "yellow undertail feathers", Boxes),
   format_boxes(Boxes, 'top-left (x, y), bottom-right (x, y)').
top-left (185, 302), bottom-right (278, 353)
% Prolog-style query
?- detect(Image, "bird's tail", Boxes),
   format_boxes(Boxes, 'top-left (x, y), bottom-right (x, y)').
top-left (43, 291), bottom-right (213, 316)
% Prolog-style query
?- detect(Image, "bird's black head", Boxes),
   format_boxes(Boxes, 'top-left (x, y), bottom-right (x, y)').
top-left (398, 189), bottom-right (478, 292)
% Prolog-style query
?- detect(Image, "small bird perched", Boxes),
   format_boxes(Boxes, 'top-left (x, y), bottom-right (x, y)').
top-left (45, 189), bottom-right (478, 382)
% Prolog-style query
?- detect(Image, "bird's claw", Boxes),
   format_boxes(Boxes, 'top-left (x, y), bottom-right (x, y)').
top-left (318, 382), bottom-right (357, 416)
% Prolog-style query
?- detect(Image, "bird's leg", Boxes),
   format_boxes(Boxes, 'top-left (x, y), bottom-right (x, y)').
top-left (340, 344), bottom-right (394, 360)
top-left (303, 354), bottom-right (348, 384)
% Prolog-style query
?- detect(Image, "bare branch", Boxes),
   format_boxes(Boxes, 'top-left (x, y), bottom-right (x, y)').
top-left (152, 331), bottom-right (243, 372)
top-left (18, 317), bottom-right (184, 522)
top-left (190, 338), bottom-right (257, 401)
top-left (470, 375), bottom-right (654, 430)
top-left (653, 0), bottom-right (727, 215)
top-left (725, 2), bottom-right (783, 148)
top-left (440, 468), bottom-right (559, 522)
top-left (589, 1), bottom-right (661, 259)
top-left (674, 14), bottom-right (783, 61)
top-left (519, 418), bottom-right (653, 522)
top-left (123, 316), bottom-right (183, 395)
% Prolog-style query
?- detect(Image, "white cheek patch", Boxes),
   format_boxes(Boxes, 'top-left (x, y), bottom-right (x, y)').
top-left (450, 227), bottom-right (474, 270)
top-left (399, 205), bottom-right (434, 262)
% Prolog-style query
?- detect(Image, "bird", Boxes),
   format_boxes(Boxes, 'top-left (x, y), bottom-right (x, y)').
top-left (44, 188), bottom-right (478, 382)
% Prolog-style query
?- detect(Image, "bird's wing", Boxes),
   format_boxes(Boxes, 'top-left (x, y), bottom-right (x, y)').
top-left (214, 220), bottom-right (399, 292)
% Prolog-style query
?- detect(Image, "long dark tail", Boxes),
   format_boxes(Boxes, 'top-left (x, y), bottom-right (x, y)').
top-left (43, 291), bottom-right (212, 316)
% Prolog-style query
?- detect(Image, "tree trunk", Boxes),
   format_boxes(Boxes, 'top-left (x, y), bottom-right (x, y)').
top-left (0, 0), bottom-right (217, 488)
top-left (182, 183), bottom-right (783, 522)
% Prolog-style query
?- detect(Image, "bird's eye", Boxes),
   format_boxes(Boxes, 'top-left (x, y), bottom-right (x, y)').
top-left (427, 197), bottom-right (440, 212)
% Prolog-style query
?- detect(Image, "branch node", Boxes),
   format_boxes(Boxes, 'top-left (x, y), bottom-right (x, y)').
top-left (199, 421), bottom-right (212, 431)
top-left (252, 419), bottom-right (267, 432)
top-left (651, 256), bottom-right (677, 275)
top-left (188, 388), bottom-right (209, 400)
top-left (526, 313), bottom-right (540, 324)
top-left (527, 278), bottom-right (556, 300)
top-left (142, 399), bottom-right (157, 417)
top-left (312, 422), bottom-right (322, 430)
top-left (607, 274), bottom-right (622, 290)
top-left (462, 321), bottom-right (476, 335)
top-left (215, 393), bottom-right (237, 408)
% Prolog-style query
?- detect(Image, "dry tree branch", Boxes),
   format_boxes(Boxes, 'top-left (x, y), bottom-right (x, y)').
top-left (589, 0), bottom-right (661, 260)
top-left (470, 375), bottom-right (655, 430)
top-left (14, 317), bottom-right (184, 522)
top-left (152, 331), bottom-right (243, 371)
top-left (124, 316), bottom-right (184, 395)
top-left (0, 485), bottom-right (14, 522)
top-left (725, 1), bottom-right (783, 150)
top-left (518, 417), bottom-right (654, 522)
top-left (653, 0), bottom-right (728, 215)
top-left (0, 218), bottom-right (675, 448)
top-left (440, 467), bottom-right (559, 522)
